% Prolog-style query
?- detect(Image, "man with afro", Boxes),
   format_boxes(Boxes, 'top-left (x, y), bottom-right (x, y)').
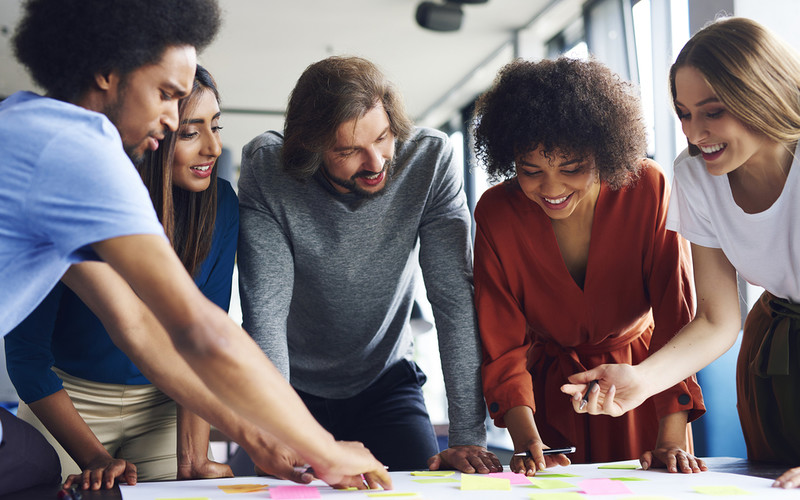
top-left (0, 1), bottom-right (390, 494)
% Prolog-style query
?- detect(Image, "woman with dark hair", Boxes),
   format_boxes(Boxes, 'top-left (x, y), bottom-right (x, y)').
top-left (5, 65), bottom-right (237, 489)
top-left (2, 0), bottom-right (390, 491)
top-left (472, 57), bottom-right (705, 474)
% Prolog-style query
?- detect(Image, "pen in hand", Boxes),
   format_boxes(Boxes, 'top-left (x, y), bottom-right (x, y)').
top-left (579, 380), bottom-right (599, 411)
top-left (293, 464), bottom-right (390, 476)
top-left (513, 446), bottom-right (576, 458)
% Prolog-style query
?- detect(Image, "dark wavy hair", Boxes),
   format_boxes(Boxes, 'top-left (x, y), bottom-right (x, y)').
top-left (282, 56), bottom-right (414, 181)
top-left (139, 65), bottom-right (220, 277)
top-left (473, 57), bottom-right (647, 189)
top-left (13, 0), bottom-right (221, 102)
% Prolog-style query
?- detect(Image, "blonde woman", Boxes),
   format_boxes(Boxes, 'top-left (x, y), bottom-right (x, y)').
top-left (563, 17), bottom-right (800, 488)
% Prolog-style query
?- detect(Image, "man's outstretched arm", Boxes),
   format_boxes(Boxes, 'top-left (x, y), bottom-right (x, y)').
top-left (65, 234), bottom-right (391, 489)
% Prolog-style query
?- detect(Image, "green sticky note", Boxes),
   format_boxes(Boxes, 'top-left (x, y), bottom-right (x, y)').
top-left (528, 493), bottom-right (584, 500)
top-left (598, 463), bottom-right (639, 469)
top-left (460, 474), bottom-right (511, 490)
top-left (410, 470), bottom-right (455, 476)
top-left (693, 485), bottom-right (751, 495)
top-left (533, 473), bottom-right (579, 478)
top-left (527, 478), bottom-right (574, 489)
top-left (366, 493), bottom-right (420, 497)
top-left (411, 478), bottom-right (460, 484)
top-left (609, 476), bottom-right (648, 481)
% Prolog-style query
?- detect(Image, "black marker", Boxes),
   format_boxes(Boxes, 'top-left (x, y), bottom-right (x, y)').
top-left (513, 446), bottom-right (576, 457)
top-left (579, 380), bottom-right (599, 410)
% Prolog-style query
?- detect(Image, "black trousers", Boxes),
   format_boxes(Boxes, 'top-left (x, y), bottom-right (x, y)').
top-left (0, 407), bottom-right (61, 495)
top-left (296, 359), bottom-right (440, 471)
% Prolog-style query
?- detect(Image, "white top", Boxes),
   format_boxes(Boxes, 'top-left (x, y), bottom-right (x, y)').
top-left (666, 145), bottom-right (800, 302)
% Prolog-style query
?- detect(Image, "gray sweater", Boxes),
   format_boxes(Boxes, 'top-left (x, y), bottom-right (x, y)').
top-left (237, 127), bottom-right (486, 447)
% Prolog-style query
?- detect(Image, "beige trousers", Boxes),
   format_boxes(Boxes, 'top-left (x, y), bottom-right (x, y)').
top-left (17, 368), bottom-right (193, 482)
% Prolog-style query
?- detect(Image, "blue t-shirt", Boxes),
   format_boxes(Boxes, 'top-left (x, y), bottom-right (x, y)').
top-left (0, 92), bottom-right (165, 336)
top-left (4, 180), bottom-right (239, 402)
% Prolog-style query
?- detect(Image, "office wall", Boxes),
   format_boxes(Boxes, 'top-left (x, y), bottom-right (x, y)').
top-left (735, 0), bottom-right (800, 48)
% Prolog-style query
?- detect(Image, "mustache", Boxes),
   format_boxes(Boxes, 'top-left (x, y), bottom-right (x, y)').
top-left (352, 158), bottom-right (393, 179)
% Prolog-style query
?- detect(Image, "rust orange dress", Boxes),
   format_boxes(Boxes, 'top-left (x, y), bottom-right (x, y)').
top-left (474, 161), bottom-right (705, 463)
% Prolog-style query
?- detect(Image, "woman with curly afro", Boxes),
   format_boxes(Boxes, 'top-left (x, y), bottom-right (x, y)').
top-left (472, 57), bottom-right (706, 474)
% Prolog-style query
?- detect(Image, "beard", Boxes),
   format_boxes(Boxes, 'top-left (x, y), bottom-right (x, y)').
top-left (123, 143), bottom-right (145, 167)
top-left (322, 157), bottom-right (395, 199)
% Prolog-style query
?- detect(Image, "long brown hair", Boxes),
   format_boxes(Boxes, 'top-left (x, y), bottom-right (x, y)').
top-left (282, 56), bottom-right (414, 181)
top-left (669, 17), bottom-right (800, 156)
top-left (140, 65), bottom-right (220, 277)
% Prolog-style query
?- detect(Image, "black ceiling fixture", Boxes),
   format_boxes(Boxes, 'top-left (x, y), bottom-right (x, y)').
top-left (415, 0), bottom-right (489, 32)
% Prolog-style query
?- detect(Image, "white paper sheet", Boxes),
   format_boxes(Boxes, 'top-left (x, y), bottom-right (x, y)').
top-left (119, 460), bottom-right (798, 499)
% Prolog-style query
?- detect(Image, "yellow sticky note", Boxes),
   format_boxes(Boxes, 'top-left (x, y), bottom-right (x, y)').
top-left (609, 476), bottom-right (648, 481)
top-left (218, 484), bottom-right (269, 493)
top-left (460, 474), bottom-right (511, 491)
top-left (693, 485), bottom-right (751, 495)
top-left (410, 470), bottom-right (455, 476)
top-left (412, 478), bottom-right (460, 484)
top-left (598, 463), bottom-right (639, 469)
top-left (528, 493), bottom-right (584, 500)
top-left (527, 478), bottom-right (574, 489)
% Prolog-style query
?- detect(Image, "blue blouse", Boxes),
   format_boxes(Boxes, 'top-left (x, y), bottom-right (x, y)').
top-left (4, 179), bottom-right (239, 403)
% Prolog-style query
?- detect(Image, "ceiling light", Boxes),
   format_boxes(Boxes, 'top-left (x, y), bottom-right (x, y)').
top-left (415, 2), bottom-right (463, 32)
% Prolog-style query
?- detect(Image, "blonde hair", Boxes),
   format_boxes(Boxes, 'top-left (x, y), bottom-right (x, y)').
top-left (669, 17), bottom-right (800, 156)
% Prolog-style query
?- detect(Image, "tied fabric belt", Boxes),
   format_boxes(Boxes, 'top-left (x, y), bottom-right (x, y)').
top-left (528, 328), bottom-right (644, 445)
top-left (752, 293), bottom-right (800, 377)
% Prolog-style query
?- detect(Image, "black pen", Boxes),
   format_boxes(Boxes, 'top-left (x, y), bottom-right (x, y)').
top-left (513, 446), bottom-right (576, 457)
top-left (579, 380), bottom-right (599, 410)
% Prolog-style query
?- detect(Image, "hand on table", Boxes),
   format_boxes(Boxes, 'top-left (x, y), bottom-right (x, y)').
top-left (639, 445), bottom-right (707, 474)
top-left (247, 433), bottom-right (388, 489)
top-left (177, 456), bottom-right (233, 480)
top-left (561, 363), bottom-right (650, 417)
top-left (248, 437), bottom-right (315, 484)
top-left (428, 445), bottom-right (503, 474)
top-left (510, 441), bottom-right (571, 476)
top-left (774, 466), bottom-right (800, 488)
top-left (63, 456), bottom-right (137, 490)
top-left (309, 440), bottom-right (392, 491)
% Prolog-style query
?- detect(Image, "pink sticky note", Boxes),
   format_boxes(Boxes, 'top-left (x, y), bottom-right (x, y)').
top-left (488, 472), bottom-right (533, 485)
top-left (578, 478), bottom-right (633, 495)
top-left (269, 485), bottom-right (321, 499)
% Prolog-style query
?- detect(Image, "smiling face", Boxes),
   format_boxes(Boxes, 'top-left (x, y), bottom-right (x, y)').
top-left (674, 65), bottom-right (773, 176)
top-left (103, 45), bottom-right (197, 165)
top-left (320, 103), bottom-right (395, 198)
top-left (171, 88), bottom-right (222, 192)
top-left (515, 145), bottom-right (600, 221)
